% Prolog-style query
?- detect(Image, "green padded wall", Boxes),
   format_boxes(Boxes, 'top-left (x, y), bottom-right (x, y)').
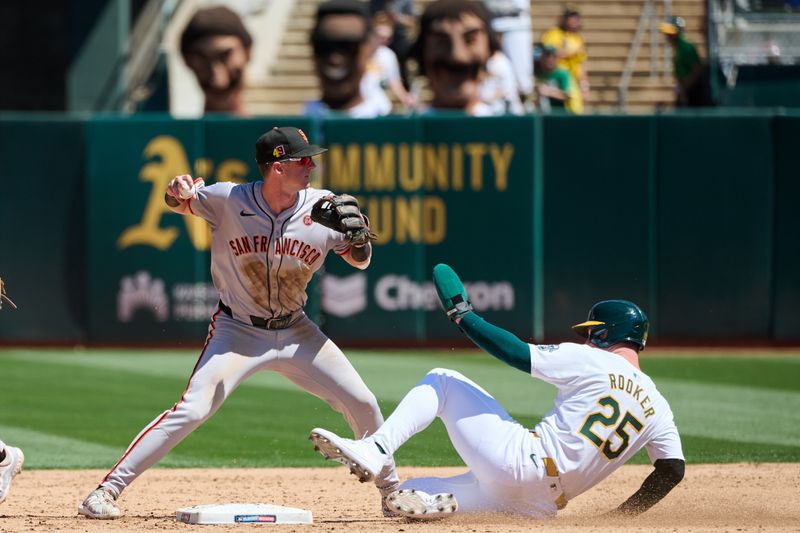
top-left (656, 115), bottom-right (774, 340)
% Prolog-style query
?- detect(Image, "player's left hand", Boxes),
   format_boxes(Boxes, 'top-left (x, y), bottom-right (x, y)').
top-left (432, 264), bottom-right (473, 322)
top-left (311, 194), bottom-right (377, 247)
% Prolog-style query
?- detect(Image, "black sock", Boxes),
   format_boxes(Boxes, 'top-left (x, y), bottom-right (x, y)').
top-left (0, 449), bottom-right (6, 463)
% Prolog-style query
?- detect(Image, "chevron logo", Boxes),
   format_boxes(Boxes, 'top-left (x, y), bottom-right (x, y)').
top-left (320, 273), bottom-right (368, 318)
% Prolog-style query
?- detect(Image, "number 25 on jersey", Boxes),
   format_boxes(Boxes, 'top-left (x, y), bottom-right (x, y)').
top-left (579, 396), bottom-right (644, 460)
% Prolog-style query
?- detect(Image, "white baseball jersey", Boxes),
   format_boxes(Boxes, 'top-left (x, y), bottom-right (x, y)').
top-left (359, 46), bottom-right (401, 116)
top-left (484, 0), bottom-right (534, 95)
top-left (186, 181), bottom-right (350, 321)
top-left (531, 343), bottom-right (684, 500)
top-left (374, 347), bottom-right (682, 517)
top-left (479, 51), bottom-right (524, 115)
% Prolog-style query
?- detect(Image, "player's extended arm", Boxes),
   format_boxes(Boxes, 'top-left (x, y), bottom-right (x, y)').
top-left (432, 264), bottom-right (531, 373)
top-left (609, 458), bottom-right (685, 516)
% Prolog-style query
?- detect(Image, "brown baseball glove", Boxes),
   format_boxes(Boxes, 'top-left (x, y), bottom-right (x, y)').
top-left (0, 277), bottom-right (18, 310)
top-left (311, 194), bottom-right (377, 247)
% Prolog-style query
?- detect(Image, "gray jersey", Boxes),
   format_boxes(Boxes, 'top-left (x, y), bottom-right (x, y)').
top-left (97, 180), bottom-right (400, 501)
top-left (187, 182), bottom-right (348, 322)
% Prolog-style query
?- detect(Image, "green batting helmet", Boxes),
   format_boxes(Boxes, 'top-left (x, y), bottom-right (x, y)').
top-left (572, 300), bottom-right (649, 350)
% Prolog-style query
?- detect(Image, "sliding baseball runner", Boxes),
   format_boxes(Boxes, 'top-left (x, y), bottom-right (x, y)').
top-left (310, 264), bottom-right (684, 520)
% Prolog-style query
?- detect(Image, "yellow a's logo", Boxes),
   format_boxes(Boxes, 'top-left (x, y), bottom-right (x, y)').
top-left (118, 135), bottom-right (247, 251)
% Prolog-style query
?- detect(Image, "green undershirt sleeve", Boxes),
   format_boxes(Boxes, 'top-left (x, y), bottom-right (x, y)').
top-left (459, 313), bottom-right (532, 373)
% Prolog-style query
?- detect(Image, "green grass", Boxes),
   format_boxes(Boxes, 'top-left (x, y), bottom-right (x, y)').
top-left (1, 348), bottom-right (798, 469)
top-left (640, 355), bottom-right (800, 392)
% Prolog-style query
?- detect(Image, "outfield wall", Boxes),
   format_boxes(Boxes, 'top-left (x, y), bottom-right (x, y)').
top-left (0, 111), bottom-right (797, 345)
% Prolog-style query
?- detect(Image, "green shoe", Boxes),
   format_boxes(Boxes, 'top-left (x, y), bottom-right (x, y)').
top-left (432, 264), bottom-right (473, 321)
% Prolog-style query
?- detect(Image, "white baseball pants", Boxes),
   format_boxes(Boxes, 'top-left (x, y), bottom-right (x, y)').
top-left (371, 368), bottom-right (562, 518)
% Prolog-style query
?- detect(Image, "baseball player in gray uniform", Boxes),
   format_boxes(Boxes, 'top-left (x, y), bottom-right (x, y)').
top-left (78, 126), bottom-right (399, 519)
top-left (311, 264), bottom-right (684, 520)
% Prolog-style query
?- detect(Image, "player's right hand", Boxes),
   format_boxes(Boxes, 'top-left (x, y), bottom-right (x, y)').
top-left (167, 174), bottom-right (194, 200)
top-left (167, 175), bottom-right (204, 201)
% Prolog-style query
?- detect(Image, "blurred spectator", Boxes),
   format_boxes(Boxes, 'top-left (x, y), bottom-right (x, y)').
top-left (765, 41), bottom-right (783, 65)
top-left (479, 46), bottom-right (524, 114)
top-left (410, 0), bottom-right (496, 116)
top-left (483, 0), bottom-right (534, 102)
top-left (307, 0), bottom-right (388, 118)
top-left (533, 43), bottom-right (580, 113)
top-left (370, 0), bottom-right (418, 88)
top-left (541, 8), bottom-right (589, 111)
top-left (737, 0), bottom-right (800, 11)
top-left (659, 16), bottom-right (712, 107)
top-left (180, 6), bottom-right (252, 115)
top-left (361, 12), bottom-right (418, 113)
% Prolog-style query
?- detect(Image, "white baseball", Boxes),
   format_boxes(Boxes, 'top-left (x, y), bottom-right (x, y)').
top-left (178, 182), bottom-right (196, 200)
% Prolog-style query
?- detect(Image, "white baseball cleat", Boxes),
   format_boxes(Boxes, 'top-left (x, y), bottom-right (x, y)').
top-left (379, 481), bottom-right (401, 517)
top-left (385, 489), bottom-right (458, 520)
top-left (0, 446), bottom-right (24, 505)
top-left (78, 487), bottom-right (121, 519)
top-left (381, 496), bottom-right (399, 518)
top-left (309, 427), bottom-right (388, 483)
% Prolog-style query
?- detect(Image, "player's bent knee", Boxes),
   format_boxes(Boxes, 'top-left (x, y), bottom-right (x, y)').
top-left (343, 382), bottom-right (379, 409)
top-left (426, 368), bottom-right (466, 381)
top-left (426, 367), bottom-right (454, 377)
top-left (355, 393), bottom-right (381, 417)
top-left (175, 401), bottom-right (216, 425)
top-left (333, 389), bottom-right (380, 420)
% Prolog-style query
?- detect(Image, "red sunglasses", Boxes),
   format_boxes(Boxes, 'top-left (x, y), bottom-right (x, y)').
top-left (284, 156), bottom-right (313, 166)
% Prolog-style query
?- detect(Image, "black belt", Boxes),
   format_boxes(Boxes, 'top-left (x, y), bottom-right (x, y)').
top-left (218, 301), bottom-right (300, 330)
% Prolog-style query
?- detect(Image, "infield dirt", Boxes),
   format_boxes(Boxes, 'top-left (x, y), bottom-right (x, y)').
top-left (1, 464), bottom-right (797, 532)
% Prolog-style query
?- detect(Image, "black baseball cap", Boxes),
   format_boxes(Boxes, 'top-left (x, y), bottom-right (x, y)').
top-left (255, 126), bottom-right (328, 164)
